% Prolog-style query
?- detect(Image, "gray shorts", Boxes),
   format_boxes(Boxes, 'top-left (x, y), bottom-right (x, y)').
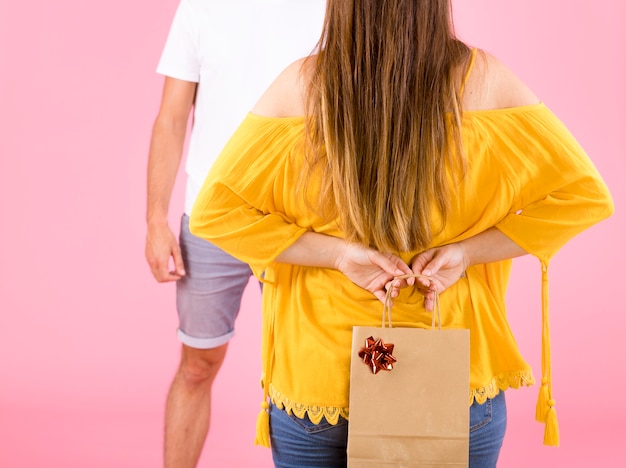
top-left (176, 214), bottom-right (253, 349)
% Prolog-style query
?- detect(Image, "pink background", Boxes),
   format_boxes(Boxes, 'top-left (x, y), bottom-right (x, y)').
top-left (0, 1), bottom-right (624, 467)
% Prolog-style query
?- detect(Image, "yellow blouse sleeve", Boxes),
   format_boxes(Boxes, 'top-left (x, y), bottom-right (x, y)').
top-left (492, 105), bottom-right (614, 263)
top-left (476, 104), bottom-right (613, 446)
top-left (189, 114), bottom-right (308, 278)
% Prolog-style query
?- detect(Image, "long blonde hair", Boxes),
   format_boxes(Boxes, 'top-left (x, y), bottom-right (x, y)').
top-left (305, 0), bottom-right (470, 252)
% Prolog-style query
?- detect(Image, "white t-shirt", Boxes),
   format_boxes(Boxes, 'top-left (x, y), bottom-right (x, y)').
top-left (157, 0), bottom-right (326, 214)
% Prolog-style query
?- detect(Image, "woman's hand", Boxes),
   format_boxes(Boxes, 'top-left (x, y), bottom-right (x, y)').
top-left (275, 231), bottom-right (413, 303)
top-left (410, 243), bottom-right (468, 310)
top-left (335, 243), bottom-right (413, 303)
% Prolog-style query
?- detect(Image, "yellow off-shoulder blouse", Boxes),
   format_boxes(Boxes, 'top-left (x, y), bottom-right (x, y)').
top-left (190, 104), bottom-right (613, 447)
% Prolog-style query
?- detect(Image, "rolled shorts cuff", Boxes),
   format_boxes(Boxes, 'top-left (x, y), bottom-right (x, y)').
top-left (177, 328), bottom-right (235, 349)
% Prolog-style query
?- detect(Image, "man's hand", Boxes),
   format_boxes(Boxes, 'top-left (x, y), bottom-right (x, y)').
top-left (146, 222), bottom-right (186, 282)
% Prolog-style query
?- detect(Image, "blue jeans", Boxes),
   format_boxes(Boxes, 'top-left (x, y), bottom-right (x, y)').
top-left (269, 392), bottom-right (506, 468)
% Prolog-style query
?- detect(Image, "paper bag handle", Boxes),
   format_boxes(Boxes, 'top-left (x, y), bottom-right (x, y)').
top-left (382, 274), bottom-right (441, 330)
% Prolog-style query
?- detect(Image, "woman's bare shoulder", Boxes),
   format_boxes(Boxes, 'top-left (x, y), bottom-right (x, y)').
top-left (251, 56), bottom-right (314, 118)
top-left (462, 49), bottom-right (540, 111)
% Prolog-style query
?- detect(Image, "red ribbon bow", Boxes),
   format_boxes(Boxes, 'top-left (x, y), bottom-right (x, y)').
top-left (358, 336), bottom-right (397, 374)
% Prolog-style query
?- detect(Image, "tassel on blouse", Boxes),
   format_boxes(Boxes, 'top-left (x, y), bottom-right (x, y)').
top-left (254, 400), bottom-right (271, 448)
top-left (543, 405), bottom-right (560, 446)
top-left (537, 263), bottom-right (560, 446)
top-left (535, 379), bottom-right (550, 422)
top-left (535, 378), bottom-right (559, 446)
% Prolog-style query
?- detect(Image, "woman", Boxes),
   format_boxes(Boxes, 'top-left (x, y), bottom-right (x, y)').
top-left (190, 1), bottom-right (613, 466)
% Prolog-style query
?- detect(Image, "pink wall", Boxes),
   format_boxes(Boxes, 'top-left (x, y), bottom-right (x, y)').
top-left (0, 1), bottom-right (624, 467)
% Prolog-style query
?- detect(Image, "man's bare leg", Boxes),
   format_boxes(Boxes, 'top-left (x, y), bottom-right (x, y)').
top-left (164, 343), bottom-right (228, 468)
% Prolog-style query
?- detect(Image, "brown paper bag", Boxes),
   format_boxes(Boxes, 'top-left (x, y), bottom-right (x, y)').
top-left (347, 285), bottom-right (470, 467)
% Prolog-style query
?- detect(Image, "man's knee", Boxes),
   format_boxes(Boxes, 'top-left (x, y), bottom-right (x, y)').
top-left (178, 344), bottom-right (228, 385)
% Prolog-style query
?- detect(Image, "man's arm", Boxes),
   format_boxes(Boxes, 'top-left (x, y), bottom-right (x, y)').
top-left (146, 77), bottom-right (197, 282)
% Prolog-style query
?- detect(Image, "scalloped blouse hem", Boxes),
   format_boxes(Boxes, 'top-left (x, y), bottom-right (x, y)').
top-left (269, 384), bottom-right (350, 425)
top-left (469, 370), bottom-right (536, 405)
top-left (269, 370), bottom-right (535, 426)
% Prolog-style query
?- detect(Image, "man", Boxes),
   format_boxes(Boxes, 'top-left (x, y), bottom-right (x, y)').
top-left (145, 1), bottom-right (325, 466)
